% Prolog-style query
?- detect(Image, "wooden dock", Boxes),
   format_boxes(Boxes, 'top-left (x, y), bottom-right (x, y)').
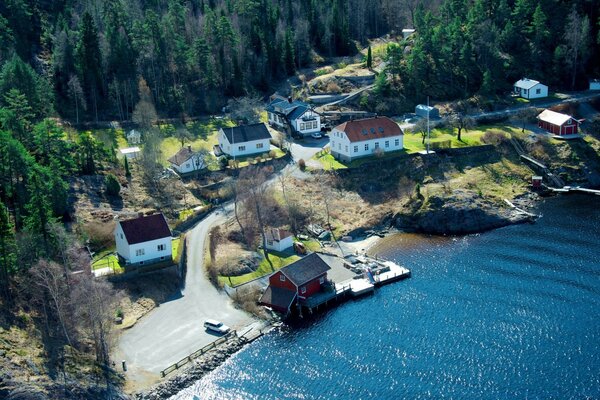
top-left (547, 185), bottom-right (600, 196)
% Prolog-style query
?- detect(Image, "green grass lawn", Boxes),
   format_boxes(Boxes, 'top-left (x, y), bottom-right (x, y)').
top-left (218, 249), bottom-right (300, 287)
top-left (171, 237), bottom-right (181, 262)
top-left (226, 147), bottom-right (287, 169)
top-left (91, 250), bottom-right (124, 274)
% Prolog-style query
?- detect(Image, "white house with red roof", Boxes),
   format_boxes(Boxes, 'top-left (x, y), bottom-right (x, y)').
top-left (265, 228), bottom-right (294, 252)
top-left (329, 116), bottom-right (404, 162)
top-left (115, 213), bottom-right (173, 265)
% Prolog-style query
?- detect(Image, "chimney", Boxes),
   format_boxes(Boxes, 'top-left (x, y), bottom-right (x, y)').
top-left (187, 145), bottom-right (192, 151)
top-left (288, 96), bottom-right (293, 104)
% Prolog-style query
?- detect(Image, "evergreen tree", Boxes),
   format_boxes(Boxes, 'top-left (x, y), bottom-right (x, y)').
top-left (0, 203), bottom-right (16, 304)
top-left (76, 12), bottom-right (103, 122)
top-left (367, 46), bottom-right (372, 69)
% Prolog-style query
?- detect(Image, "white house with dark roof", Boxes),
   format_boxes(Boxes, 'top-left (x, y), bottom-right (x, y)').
top-left (265, 228), bottom-right (294, 252)
top-left (266, 97), bottom-right (321, 136)
top-left (218, 123), bottom-right (272, 158)
top-left (330, 116), bottom-right (404, 162)
top-left (115, 213), bottom-right (172, 265)
top-left (514, 78), bottom-right (548, 99)
top-left (167, 145), bottom-right (206, 174)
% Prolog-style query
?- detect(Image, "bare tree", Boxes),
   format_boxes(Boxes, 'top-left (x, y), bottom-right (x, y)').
top-left (132, 78), bottom-right (158, 130)
top-left (174, 125), bottom-right (193, 148)
top-left (67, 75), bottom-right (86, 124)
top-left (227, 96), bottom-right (263, 124)
top-left (237, 166), bottom-right (274, 271)
top-left (410, 118), bottom-right (429, 144)
top-left (564, 9), bottom-right (591, 90)
top-left (30, 259), bottom-right (74, 346)
top-left (448, 112), bottom-right (475, 142)
top-left (511, 108), bottom-right (539, 133)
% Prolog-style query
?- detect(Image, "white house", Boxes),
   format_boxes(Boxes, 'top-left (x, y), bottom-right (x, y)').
top-left (329, 117), bottom-right (404, 162)
top-left (265, 228), bottom-right (294, 252)
top-left (115, 213), bottom-right (172, 265)
top-left (590, 79), bottom-right (600, 91)
top-left (266, 97), bottom-right (321, 136)
top-left (218, 123), bottom-right (272, 158)
top-left (167, 145), bottom-right (206, 174)
top-left (514, 78), bottom-right (548, 99)
top-left (127, 129), bottom-right (141, 144)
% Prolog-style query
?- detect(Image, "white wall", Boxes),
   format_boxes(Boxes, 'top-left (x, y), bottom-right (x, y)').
top-left (268, 112), bottom-right (286, 128)
top-left (291, 110), bottom-right (321, 135)
top-left (171, 156), bottom-right (205, 174)
top-left (266, 236), bottom-right (294, 252)
top-left (115, 224), bottom-right (172, 264)
top-left (218, 130), bottom-right (271, 157)
top-left (330, 128), bottom-right (403, 161)
top-left (115, 224), bottom-right (130, 261)
top-left (516, 83), bottom-right (548, 99)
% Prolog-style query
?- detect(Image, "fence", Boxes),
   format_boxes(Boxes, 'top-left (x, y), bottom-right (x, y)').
top-left (160, 330), bottom-right (237, 378)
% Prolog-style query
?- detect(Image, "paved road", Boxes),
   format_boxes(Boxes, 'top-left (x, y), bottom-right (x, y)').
top-left (289, 136), bottom-right (329, 163)
top-left (117, 207), bottom-right (254, 387)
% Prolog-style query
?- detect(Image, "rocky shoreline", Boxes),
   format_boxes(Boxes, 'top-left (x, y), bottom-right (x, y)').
top-left (135, 335), bottom-right (253, 400)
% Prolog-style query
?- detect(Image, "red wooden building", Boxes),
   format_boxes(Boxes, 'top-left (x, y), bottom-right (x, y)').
top-left (259, 253), bottom-right (331, 314)
top-left (537, 109), bottom-right (580, 136)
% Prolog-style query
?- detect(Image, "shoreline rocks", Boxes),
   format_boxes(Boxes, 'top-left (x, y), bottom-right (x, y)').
top-left (136, 337), bottom-right (248, 400)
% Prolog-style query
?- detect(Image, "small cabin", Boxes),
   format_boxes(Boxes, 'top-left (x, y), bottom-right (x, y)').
top-left (265, 228), bottom-right (294, 252)
top-left (120, 147), bottom-right (140, 159)
top-left (415, 104), bottom-right (439, 119)
top-left (537, 109), bottom-right (580, 136)
top-left (514, 78), bottom-right (548, 99)
top-left (590, 79), bottom-right (600, 91)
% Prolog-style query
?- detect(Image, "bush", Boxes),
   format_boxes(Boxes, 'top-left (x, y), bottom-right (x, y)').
top-left (268, 150), bottom-right (276, 158)
top-left (481, 129), bottom-right (508, 145)
top-left (298, 158), bottom-right (306, 171)
top-left (105, 174), bottom-right (120, 196)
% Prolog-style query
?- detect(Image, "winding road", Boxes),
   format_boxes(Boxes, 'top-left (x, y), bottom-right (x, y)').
top-left (116, 206), bottom-right (255, 390)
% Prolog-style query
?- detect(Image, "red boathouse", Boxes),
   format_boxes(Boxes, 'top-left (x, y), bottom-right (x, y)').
top-left (537, 109), bottom-right (580, 136)
top-left (259, 253), bottom-right (331, 314)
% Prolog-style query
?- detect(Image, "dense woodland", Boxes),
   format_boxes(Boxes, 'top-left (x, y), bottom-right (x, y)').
top-left (0, 0), bottom-right (599, 395)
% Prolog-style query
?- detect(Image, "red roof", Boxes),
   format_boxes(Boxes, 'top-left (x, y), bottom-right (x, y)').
top-left (335, 116), bottom-right (403, 143)
top-left (266, 228), bottom-right (292, 242)
top-left (118, 213), bottom-right (172, 245)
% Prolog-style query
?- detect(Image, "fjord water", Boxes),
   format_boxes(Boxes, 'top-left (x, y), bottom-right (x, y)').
top-left (175, 195), bottom-right (600, 400)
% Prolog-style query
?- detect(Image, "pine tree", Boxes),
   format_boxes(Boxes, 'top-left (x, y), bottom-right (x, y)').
top-left (367, 46), bottom-right (372, 69)
top-left (76, 12), bottom-right (103, 122)
top-left (0, 203), bottom-right (16, 304)
top-left (124, 156), bottom-right (131, 178)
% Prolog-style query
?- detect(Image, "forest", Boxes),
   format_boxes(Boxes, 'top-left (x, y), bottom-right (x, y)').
top-left (0, 0), bottom-right (599, 396)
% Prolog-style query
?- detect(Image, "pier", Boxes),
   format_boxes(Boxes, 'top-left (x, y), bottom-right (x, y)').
top-left (547, 185), bottom-right (600, 196)
top-left (298, 253), bottom-right (411, 315)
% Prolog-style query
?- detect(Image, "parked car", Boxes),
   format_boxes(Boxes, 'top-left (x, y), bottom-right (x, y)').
top-left (204, 319), bottom-right (231, 334)
top-left (311, 131), bottom-right (323, 139)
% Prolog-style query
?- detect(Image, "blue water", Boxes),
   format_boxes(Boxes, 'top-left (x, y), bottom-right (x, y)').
top-left (174, 195), bottom-right (600, 400)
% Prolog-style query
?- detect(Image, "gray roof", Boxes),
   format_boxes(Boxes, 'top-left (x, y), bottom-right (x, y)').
top-left (288, 105), bottom-right (311, 121)
top-left (514, 78), bottom-right (544, 89)
top-left (259, 286), bottom-right (297, 311)
top-left (266, 98), bottom-right (310, 116)
top-left (221, 123), bottom-right (271, 144)
top-left (280, 253), bottom-right (331, 286)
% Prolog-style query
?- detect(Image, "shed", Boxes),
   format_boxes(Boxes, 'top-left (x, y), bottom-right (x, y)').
top-left (415, 104), bottom-right (439, 119)
top-left (537, 109), bottom-right (580, 136)
top-left (402, 29), bottom-right (416, 39)
top-left (127, 129), bottom-right (141, 144)
top-left (120, 147), bottom-right (140, 159)
top-left (590, 79), bottom-right (600, 91)
top-left (514, 78), bottom-right (548, 99)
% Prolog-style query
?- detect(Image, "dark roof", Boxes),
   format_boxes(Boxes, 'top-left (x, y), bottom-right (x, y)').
top-left (167, 146), bottom-right (195, 166)
top-left (335, 116), bottom-right (403, 143)
top-left (266, 98), bottom-right (310, 116)
top-left (287, 105), bottom-right (311, 121)
top-left (118, 213), bottom-right (172, 245)
top-left (280, 253), bottom-right (331, 286)
top-left (266, 228), bottom-right (293, 242)
top-left (221, 123), bottom-right (271, 144)
top-left (259, 286), bottom-right (296, 311)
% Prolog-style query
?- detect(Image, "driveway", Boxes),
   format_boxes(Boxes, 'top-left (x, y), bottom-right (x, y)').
top-left (116, 207), bottom-right (255, 389)
top-left (289, 136), bottom-right (329, 162)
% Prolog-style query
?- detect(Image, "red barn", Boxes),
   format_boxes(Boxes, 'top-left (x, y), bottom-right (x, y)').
top-left (537, 109), bottom-right (580, 136)
top-left (259, 253), bottom-right (331, 314)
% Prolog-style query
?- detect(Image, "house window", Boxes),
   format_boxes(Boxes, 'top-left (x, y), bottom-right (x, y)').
top-left (238, 145), bottom-right (246, 151)
top-left (280, 274), bottom-right (286, 282)
top-left (256, 143), bottom-right (264, 149)
top-left (536, 88), bottom-right (541, 94)
top-left (395, 139), bottom-right (400, 146)
top-left (267, 239), bottom-right (273, 246)
top-left (345, 145), bottom-right (348, 152)
top-left (338, 143), bottom-right (341, 150)
top-left (120, 233), bottom-right (123, 239)
top-left (364, 144), bottom-right (369, 151)
top-left (300, 123), bottom-right (305, 130)
top-left (157, 244), bottom-right (166, 252)
top-left (136, 249), bottom-right (145, 257)
top-left (319, 276), bottom-right (325, 284)
top-left (185, 163), bottom-right (190, 168)
top-left (385, 141), bottom-right (389, 148)
top-left (301, 286), bottom-right (307, 294)
top-left (313, 121), bottom-right (317, 129)
top-left (374, 142), bottom-right (380, 149)
top-left (354, 145), bottom-right (358, 153)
